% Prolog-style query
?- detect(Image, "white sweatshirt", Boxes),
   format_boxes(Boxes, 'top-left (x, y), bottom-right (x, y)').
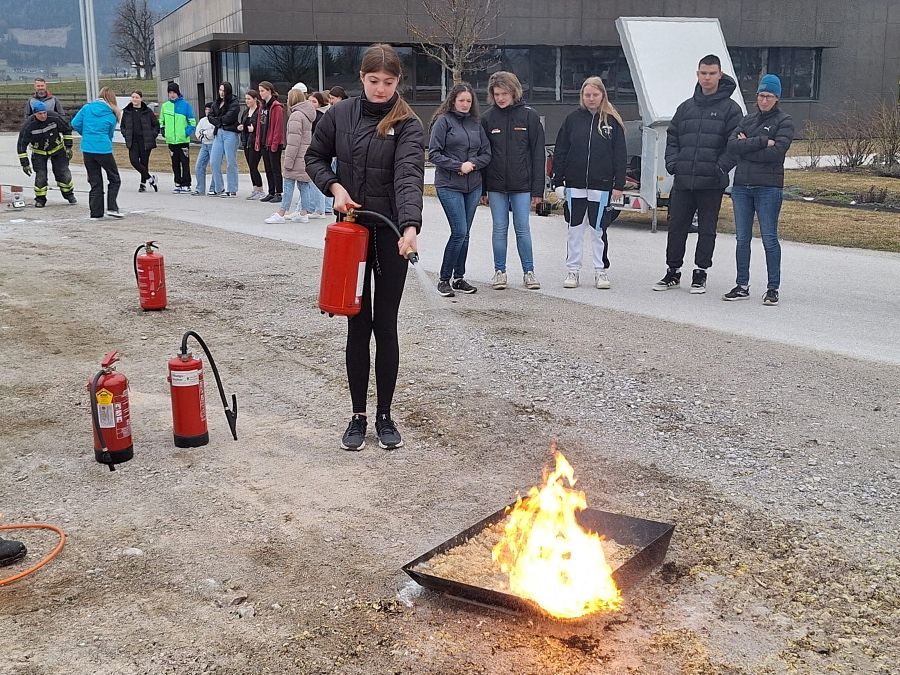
top-left (195, 117), bottom-right (215, 145)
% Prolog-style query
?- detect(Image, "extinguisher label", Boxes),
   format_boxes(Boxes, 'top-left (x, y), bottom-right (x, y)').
top-left (95, 388), bottom-right (114, 405)
top-left (171, 370), bottom-right (201, 386)
top-left (355, 261), bottom-right (366, 299)
top-left (97, 403), bottom-right (115, 428)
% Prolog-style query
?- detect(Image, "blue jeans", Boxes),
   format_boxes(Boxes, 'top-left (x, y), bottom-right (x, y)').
top-left (437, 187), bottom-right (481, 281)
top-left (194, 143), bottom-right (212, 193)
top-left (280, 179), bottom-right (317, 213)
top-left (488, 191), bottom-right (534, 273)
top-left (731, 185), bottom-right (783, 289)
top-left (210, 130), bottom-right (240, 193)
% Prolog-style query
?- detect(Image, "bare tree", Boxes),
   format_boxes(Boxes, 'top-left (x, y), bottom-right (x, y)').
top-left (872, 102), bottom-right (900, 172)
top-left (408, 0), bottom-right (502, 85)
top-left (110, 0), bottom-right (156, 79)
top-left (256, 45), bottom-right (318, 84)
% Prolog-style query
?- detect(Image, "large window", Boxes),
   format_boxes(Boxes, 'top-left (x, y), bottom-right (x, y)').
top-left (728, 47), bottom-right (821, 100)
top-left (250, 44), bottom-right (317, 96)
top-left (215, 44), bottom-right (250, 98)
top-left (560, 47), bottom-right (634, 103)
top-left (461, 47), bottom-right (558, 103)
top-left (414, 49), bottom-right (443, 102)
top-left (322, 45), bottom-right (366, 97)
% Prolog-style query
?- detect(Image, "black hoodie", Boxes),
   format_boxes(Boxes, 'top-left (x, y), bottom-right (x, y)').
top-left (664, 74), bottom-right (743, 191)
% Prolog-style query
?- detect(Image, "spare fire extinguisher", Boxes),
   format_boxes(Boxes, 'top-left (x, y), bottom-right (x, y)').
top-left (318, 208), bottom-right (419, 317)
top-left (88, 351), bottom-right (133, 471)
top-left (133, 241), bottom-right (167, 311)
top-left (168, 331), bottom-right (238, 448)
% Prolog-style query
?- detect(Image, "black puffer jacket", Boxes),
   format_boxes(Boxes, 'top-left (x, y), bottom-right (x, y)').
top-left (209, 87), bottom-right (241, 133)
top-left (121, 102), bottom-right (160, 149)
top-left (305, 95), bottom-right (425, 232)
top-left (552, 108), bottom-right (627, 191)
top-left (481, 102), bottom-right (546, 196)
top-left (665, 74), bottom-right (743, 190)
top-left (727, 107), bottom-right (794, 188)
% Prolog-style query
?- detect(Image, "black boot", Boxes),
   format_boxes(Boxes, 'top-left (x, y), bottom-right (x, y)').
top-left (0, 537), bottom-right (27, 567)
top-left (64, 192), bottom-right (77, 204)
top-left (34, 197), bottom-right (47, 208)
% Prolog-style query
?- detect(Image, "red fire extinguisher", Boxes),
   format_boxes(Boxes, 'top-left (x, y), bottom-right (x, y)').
top-left (133, 241), bottom-right (167, 311)
top-left (88, 351), bottom-right (133, 470)
top-left (168, 331), bottom-right (238, 448)
top-left (318, 208), bottom-right (418, 317)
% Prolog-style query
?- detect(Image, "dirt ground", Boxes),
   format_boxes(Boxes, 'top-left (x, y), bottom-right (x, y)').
top-left (1, 208), bottom-right (897, 674)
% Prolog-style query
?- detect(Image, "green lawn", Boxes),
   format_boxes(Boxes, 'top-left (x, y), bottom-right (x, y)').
top-left (0, 78), bottom-right (155, 100)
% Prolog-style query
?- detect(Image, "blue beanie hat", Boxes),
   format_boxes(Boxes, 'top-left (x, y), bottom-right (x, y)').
top-left (31, 100), bottom-right (47, 113)
top-left (757, 74), bottom-right (782, 98)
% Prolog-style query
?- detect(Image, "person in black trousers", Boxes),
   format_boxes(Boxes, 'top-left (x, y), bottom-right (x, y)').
top-left (652, 54), bottom-right (743, 294)
top-left (238, 89), bottom-right (265, 199)
top-left (121, 90), bottom-right (160, 192)
top-left (306, 43), bottom-right (424, 452)
top-left (71, 86), bottom-right (124, 219)
top-left (257, 81), bottom-right (284, 202)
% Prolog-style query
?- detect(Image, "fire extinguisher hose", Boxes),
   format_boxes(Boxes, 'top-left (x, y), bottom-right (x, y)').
top-left (0, 522), bottom-right (66, 586)
top-left (350, 209), bottom-right (419, 264)
top-left (90, 369), bottom-right (116, 471)
top-left (180, 331), bottom-right (238, 440)
top-left (133, 243), bottom-right (147, 284)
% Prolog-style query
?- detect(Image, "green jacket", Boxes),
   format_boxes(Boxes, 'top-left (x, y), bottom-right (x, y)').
top-left (159, 96), bottom-right (196, 145)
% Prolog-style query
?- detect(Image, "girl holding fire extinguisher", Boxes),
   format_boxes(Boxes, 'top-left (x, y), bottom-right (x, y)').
top-left (306, 43), bottom-right (424, 452)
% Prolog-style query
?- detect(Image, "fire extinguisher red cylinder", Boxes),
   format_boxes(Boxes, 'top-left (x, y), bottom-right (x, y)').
top-left (168, 354), bottom-right (209, 448)
top-left (88, 369), bottom-right (134, 465)
top-left (318, 219), bottom-right (370, 317)
top-left (135, 243), bottom-right (167, 311)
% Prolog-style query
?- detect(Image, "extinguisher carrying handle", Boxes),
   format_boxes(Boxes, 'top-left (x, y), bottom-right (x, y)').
top-left (347, 209), bottom-right (419, 265)
top-left (133, 241), bottom-right (158, 284)
top-left (180, 331), bottom-right (238, 441)
top-left (89, 370), bottom-right (116, 471)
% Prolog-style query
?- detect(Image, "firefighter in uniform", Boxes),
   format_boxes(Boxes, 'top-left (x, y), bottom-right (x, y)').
top-left (17, 100), bottom-right (77, 207)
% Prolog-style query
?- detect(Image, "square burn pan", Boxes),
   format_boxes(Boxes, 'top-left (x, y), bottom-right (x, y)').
top-left (402, 505), bottom-right (675, 617)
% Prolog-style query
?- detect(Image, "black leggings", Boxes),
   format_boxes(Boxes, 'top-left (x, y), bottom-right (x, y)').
top-left (128, 144), bottom-right (152, 182)
top-left (347, 226), bottom-right (408, 416)
top-left (244, 146), bottom-right (263, 188)
top-left (262, 147), bottom-right (282, 195)
top-left (82, 152), bottom-right (120, 218)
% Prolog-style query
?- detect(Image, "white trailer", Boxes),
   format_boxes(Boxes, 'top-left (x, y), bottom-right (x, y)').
top-left (613, 17), bottom-right (747, 231)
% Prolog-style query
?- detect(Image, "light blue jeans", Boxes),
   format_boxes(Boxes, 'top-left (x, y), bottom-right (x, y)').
top-left (210, 130), bottom-right (240, 193)
top-left (194, 143), bottom-right (212, 193)
top-left (731, 185), bottom-right (783, 289)
top-left (488, 191), bottom-right (534, 273)
top-left (280, 178), bottom-right (317, 213)
top-left (437, 187), bottom-right (481, 281)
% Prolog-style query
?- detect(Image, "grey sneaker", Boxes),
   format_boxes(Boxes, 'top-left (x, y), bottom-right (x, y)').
top-left (563, 271), bottom-right (579, 288)
top-left (652, 269), bottom-right (681, 290)
top-left (763, 289), bottom-right (779, 306)
top-left (437, 280), bottom-right (455, 297)
top-left (106, 210), bottom-right (124, 219)
top-left (340, 414), bottom-right (367, 451)
top-left (375, 413), bottom-right (404, 449)
top-left (595, 269), bottom-right (610, 289)
top-left (690, 269), bottom-right (707, 294)
top-left (523, 271), bottom-right (541, 289)
top-left (491, 270), bottom-right (507, 290)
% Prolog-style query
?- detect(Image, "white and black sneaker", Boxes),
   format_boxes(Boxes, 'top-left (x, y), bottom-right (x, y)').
top-left (375, 413), bottom-right (403, 449)
top-left (652, 268), bottom-right (681, 291)
top-left (149, 175), bottom-right (158, 192)
top-left (690, 269), bottom-right (707, 294)
top-left (437, 280), bottom-right (455, 297)
top-left (722, 285), bottom-right (750, 301)
top-left (340, 414), bottom-right (367, 451)
top-left (763, 289), bottom-right (779, 306)
top-left (451, 278), bottom-right (477, 294)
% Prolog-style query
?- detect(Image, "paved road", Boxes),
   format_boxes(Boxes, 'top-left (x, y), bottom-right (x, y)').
top-left (2, 133), bottom-right (898, 365)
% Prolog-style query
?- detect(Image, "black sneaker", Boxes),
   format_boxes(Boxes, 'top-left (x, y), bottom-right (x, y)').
top-left (722, 285), bottom-right (750, 301)
top-left (375, 413), bottom-right (404, 449)
top-left (0, 537), bottom-right (27, 567)
top-left (690, 269), bottom-right (707, 294)
top-left (451, 278), bottom-right (477, 294)
top-left (437, 280), bottom-right (455, 297)
top-left (260, 194), bottom-right (276, 203)
top-left (763, 289), bottom-right (779, 306)
top-left (652, 268), bottom-right (680, 291)
top-left (149, 175), bottom-right (159, 192)
top-left (34, 197), bottom-right (46, 208)
top-left (340, 414), bottom-right (367, 451)
top-left (139, 183), bottom-right (147, 192)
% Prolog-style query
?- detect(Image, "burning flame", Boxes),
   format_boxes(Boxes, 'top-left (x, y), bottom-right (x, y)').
top-left (492, 448), bottom-right (623, 619)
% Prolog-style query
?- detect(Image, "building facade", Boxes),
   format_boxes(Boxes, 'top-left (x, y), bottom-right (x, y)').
top-left (155, 0), bottom-right (900, 138)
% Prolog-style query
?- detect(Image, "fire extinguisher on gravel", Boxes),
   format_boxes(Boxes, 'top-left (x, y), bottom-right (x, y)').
top-left (318, 208), bottom-right (419, 317)
top-left (133, 241), bottom-right (167, 311)
top-left (168, 331), bottom-right (238, 448)
top-left (88, 351), bottom-right (133, 471)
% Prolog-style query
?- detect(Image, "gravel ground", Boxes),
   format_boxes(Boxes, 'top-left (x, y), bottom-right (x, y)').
top-left (1, 208), bottom-right (898, 674)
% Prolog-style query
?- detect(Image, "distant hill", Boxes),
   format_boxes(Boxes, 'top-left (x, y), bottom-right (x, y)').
top-left (0, 0), bottom-right (184, 74)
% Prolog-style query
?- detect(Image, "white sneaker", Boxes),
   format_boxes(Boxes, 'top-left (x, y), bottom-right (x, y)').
top-left (289, 212), bottom-right (310, 223)
top-left (491, 270), bottom-right (507, 290)
top-left (265, 213), bottom-right (287, 224)
top-left (563, 271), bottom-right (579, 288)
top-left (309, 211), bottom-right (326, 219)
top-left (523, 271), bottom-right (541, 290)
top-left (595, 270), bottom-right (610, 289)
top-left (106, 210), bottom-right (124, 219)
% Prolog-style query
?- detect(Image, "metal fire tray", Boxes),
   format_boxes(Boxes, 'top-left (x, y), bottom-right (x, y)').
top-left (402, 505), bottom-right (675, 616)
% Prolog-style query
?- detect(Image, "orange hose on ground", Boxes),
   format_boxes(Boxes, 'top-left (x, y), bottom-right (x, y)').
top-left (0, 523), bottom-right (66, 586)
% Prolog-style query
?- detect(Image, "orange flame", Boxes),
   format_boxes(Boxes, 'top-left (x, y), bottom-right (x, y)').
top-left (492, 448), bottom-right (623, 619)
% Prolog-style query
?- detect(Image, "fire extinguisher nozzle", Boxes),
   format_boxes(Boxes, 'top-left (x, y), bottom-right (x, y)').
top-left (226, 394), bottom-right (238, 440)
top-left (406, 251), bottom-right (420, 265)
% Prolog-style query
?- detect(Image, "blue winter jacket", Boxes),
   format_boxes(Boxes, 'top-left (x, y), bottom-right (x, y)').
top-left (72, 99), bottom-right (118, 154)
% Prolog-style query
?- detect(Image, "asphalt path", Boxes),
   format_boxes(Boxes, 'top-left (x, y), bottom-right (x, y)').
top-left (2, 133), bottom-right (898, 365)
